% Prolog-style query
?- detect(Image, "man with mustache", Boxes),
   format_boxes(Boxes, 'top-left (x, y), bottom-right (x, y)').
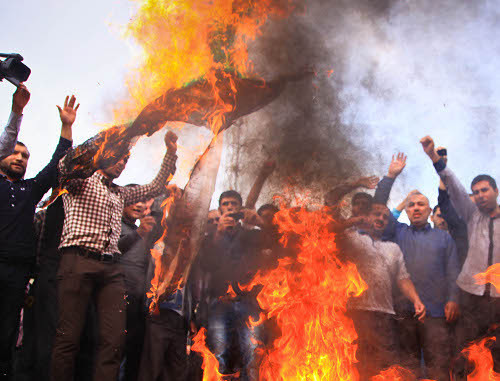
top-left (374, 153), bottom-right (460, 381)
top-left (338, 203), bottom-right (425, 380)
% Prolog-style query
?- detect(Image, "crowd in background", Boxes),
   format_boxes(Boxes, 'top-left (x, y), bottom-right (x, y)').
top-left (1, 84), bottom-right (499, 381)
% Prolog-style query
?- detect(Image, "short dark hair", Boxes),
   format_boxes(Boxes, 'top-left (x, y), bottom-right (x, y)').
top-left (219, 190), bottom-right (242, 206)
top-left (125, 183), bottom-right (139, 187)
top-left (16, 141), bottom-right (26, 147)
top-left (471, 175), bottom-right (497, 191)
top-left (370, 202), bottom-right (389, 211)
top-left (433, 205), bottom-right (440, 214)
top-left (257, 203), bottom-right (279, 216)
top-left (352, 192), bottom-right (373, 205)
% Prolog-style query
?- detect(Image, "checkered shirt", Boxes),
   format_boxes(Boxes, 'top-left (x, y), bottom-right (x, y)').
top-left (58, 153), bottom-right (177, 255)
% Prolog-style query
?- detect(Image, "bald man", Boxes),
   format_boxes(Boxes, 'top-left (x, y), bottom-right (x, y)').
top-left (373, 153), bottom-right (460, 381)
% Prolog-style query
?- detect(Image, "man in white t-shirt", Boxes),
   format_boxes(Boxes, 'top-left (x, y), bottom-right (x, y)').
top-left (338, 203), bottom-right (426, 380)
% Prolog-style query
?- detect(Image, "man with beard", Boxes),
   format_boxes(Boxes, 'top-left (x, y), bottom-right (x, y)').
top-left (374, 152), bottom-right (461, 381)
top-left (338, 203), bottom-right (425, 380)
top-left (421, 136), bottom-right (500, 372)
top-left (0, 94), bottom-right (78, 380)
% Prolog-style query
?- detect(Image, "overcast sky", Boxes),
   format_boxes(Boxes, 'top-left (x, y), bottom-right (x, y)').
top-left (2, 0), bottom-right (500, 216)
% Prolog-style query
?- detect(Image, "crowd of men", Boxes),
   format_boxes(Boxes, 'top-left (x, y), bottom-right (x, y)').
top-left (0, 84), bottom-right (499, 381)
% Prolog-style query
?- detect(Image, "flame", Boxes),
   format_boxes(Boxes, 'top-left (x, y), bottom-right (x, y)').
top-left (370, 365), bottom-right (417, 381)
top-left (475, 264), bottom-right (500, 293)
top-left (239, 203), bottom-right (367, 380)
top-left (462, 337), bottom-right (500, 380)
top-left (192, 327), bottom-right (240, 381)
top-left (121, 0), bottom-right (297, 120)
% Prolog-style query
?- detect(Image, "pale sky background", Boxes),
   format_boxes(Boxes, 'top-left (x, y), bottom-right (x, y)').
top-left (1, 0), bottom-right (500, 218)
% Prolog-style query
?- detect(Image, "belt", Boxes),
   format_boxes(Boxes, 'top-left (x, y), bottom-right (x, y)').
top-left (65, 247), bottom-right (117, 263)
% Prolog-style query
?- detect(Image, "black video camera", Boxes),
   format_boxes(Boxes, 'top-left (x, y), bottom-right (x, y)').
top-left (0, 53), bottom-right (31, 87)
top-left (228, 212), bottom-right (245, 221)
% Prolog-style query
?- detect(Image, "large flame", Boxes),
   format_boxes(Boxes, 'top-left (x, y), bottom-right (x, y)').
top-left (120, 0), bottom-right (297, 120)
top-left (239, 204), bottom-right (367, 380)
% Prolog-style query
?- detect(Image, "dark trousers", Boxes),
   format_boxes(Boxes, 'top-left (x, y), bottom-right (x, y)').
top-left (397, 316), bottom-right (451, 381)
top-left (50, 250), bottom-right (126, 381)
top-left (455, 291), bottom-right (500, 373)
top-left (138, 308), bottom-right (188, 381)
top-left (35, 255), bottom-right (98, 381)
top-left (206, 300), bottom-right (263, 381)
top-left (0, 262), bottom-right (31, 380)
top-left (121, 293), bottom-right (146, 381)
top-left (349, 310), bottom-right (399, 381)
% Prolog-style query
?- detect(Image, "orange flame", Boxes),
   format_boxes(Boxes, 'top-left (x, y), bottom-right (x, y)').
top-left (239, 203), bottom-right (367, 380)
top-left (475, 264), bottom-right (500, 293)
top-left (192, 327), bottom-right (240, 381)
top-left (121, 0), bottom-right (297, 119)
top-left (462, 337), bottom-right (500, 380)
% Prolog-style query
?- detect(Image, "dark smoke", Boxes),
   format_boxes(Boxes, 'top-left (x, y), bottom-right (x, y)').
top-left (220, 0), bottom-right (397, 206)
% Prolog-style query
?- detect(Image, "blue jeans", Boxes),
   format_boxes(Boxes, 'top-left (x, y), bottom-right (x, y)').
top-left (207, 300), bottom-right (262, 380)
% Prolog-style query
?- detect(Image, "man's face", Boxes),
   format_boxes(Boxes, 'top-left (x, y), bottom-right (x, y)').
top-left (0, 144), bottom-right (29, 180)
top-left (406, 194), bottom-right (432, 227)
top-left (259, 209), bottom-right (277, 229)
top-left (102, 156), bottom-right (128, 179)
top-left (123, 200), bottom-right (148, 221)
top-left (472, 180), bottom-right (499, 213)
top-left (369, 204), bottom-right (390, 235)
top-left (352, 197), bottom-right (371, 217)
top-left (207, 209), bottom-right (221, 228)
top-left (431, 207), bottom-right (448, 231)
top-left (219, 196), bottom-right (242, 215)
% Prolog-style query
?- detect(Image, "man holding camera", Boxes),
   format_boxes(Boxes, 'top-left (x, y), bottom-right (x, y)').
top-left (194, 190), bottom-right (265, 380)
top-left (0, 90), bottom-right (78, 380)
top-left (50, 130), bottom-right (178, 381)
top-left (0, 84), bottom-right (30, 160)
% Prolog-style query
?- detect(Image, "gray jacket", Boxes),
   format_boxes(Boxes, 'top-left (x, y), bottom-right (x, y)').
top-left (436, 160), bottom-right (500, 297)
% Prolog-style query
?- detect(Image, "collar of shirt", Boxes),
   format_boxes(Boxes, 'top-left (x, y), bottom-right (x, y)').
top-left (94, 171), bottom-right (117, 189)
top-left (410, 223), bottom-right (432, 232)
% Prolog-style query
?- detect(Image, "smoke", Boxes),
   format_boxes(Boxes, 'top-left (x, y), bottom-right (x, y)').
top-left (216, 0), bottom-right (500, 209)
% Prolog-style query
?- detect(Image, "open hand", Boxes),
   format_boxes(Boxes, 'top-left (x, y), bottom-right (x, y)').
top-left (57, 95), bottom-right (80, 127)
top-left (387, 152), bottom-right (407, 179)
top-left (356, 175), bottom-right (380, 189)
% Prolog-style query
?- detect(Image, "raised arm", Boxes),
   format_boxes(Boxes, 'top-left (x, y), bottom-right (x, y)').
top-left (420, 136), bottom-right (476, 222)
top-left (122, 131), bottom-right (178, 205)
top-left (32, 95), bottom-right (78, 201)
top-left (373, 153), bottom-right (407, 205)
top-left (325, 175), bottom-right (380, 206)
top-left (0, 84), bottom-right (30, 160)
top-left (245, 160), bottom-right (275, 209)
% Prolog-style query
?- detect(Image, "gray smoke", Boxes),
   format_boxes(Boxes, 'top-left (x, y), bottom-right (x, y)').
top-left (216, 0), bottom-right (500, 210)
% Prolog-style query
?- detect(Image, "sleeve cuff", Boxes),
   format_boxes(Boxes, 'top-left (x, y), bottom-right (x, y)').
top-left (433, 158), bottom-right (446, 173)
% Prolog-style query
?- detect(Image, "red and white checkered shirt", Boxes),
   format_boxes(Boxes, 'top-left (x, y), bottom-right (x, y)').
top-left (58, 153), bottom-right (177, 255)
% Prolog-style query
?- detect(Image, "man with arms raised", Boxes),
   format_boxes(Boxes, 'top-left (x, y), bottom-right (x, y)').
top-left (374, 153), bottom-right (460, 381)
top-left (421, 136), bottom-right (500, 370)
top-left (338, 203), bottom-right (425, 380)
top-left (50, 130), bottom-right (178, 381)
top-left (0, 93), bottom-right (78, 380)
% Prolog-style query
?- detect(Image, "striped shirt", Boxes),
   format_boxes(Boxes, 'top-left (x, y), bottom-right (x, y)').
top-left (58, 153), bottom-right (176, 255)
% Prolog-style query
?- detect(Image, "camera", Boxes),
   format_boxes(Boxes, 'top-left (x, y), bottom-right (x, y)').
top-left (228, 212), bottom-right (245, 221)
top-left (0, 53), bottom-right (31, 87)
